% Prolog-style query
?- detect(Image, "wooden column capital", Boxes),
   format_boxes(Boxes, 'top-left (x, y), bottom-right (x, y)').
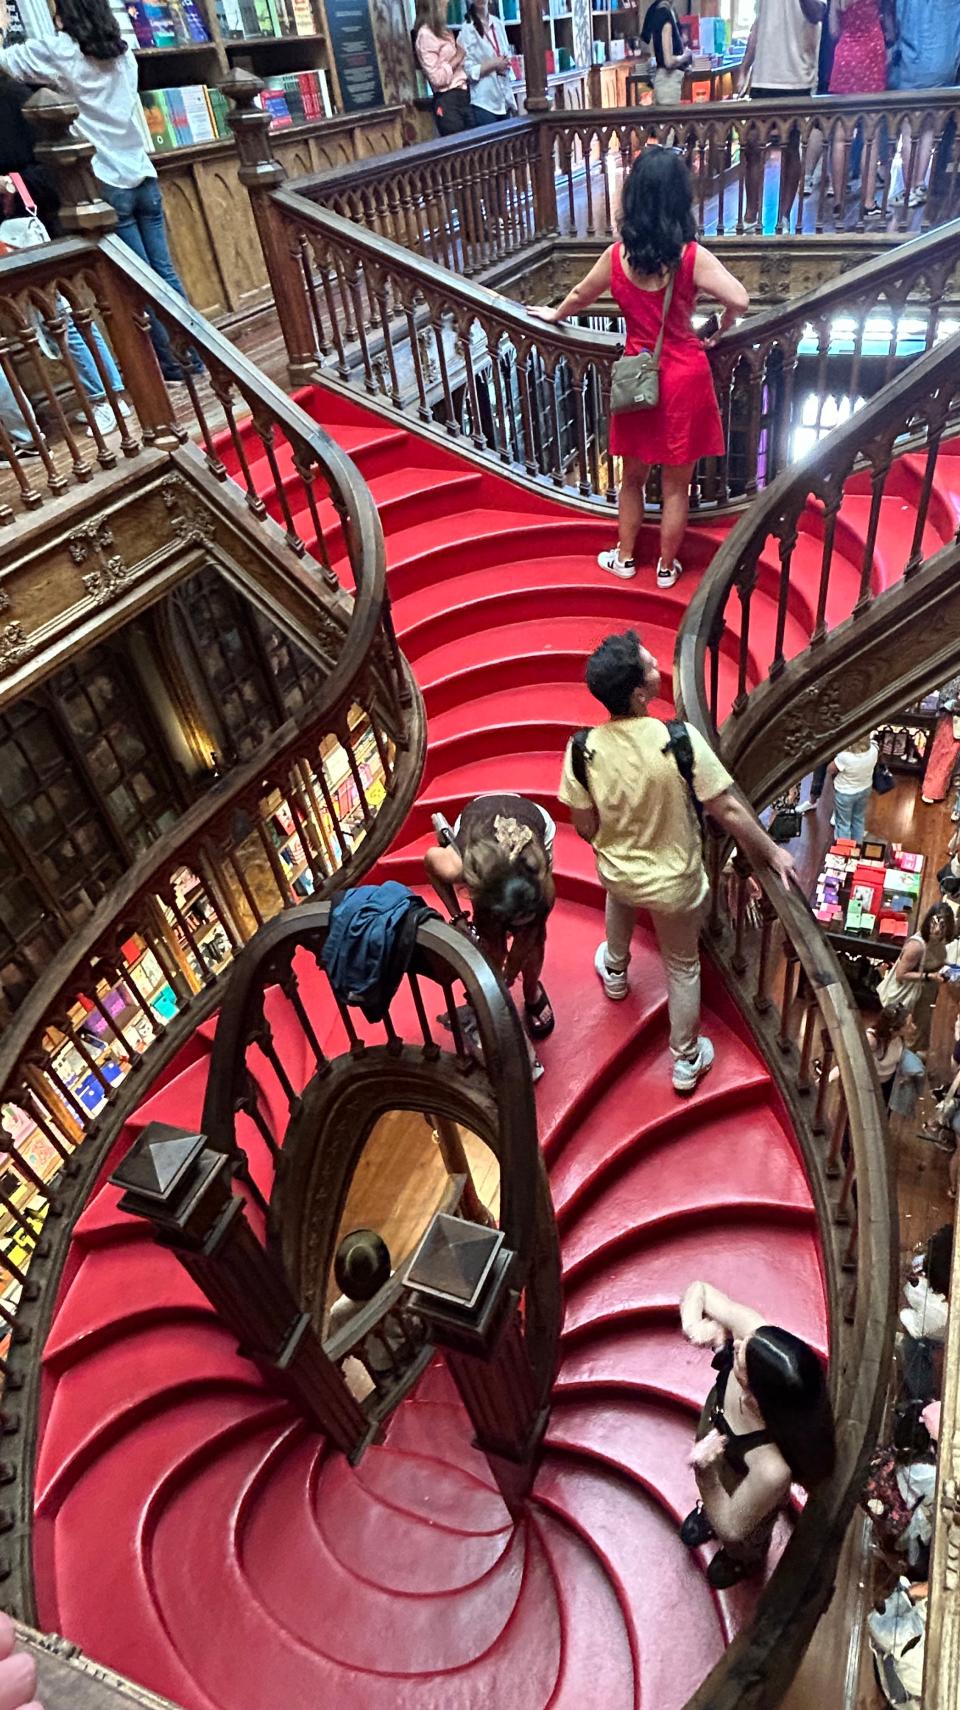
top-left (23, 88), bottom-right (117, 238)
top-left (220, 69), bottom-right (286, 189)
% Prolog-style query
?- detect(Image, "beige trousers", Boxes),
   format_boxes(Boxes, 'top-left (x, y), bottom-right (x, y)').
top-left (604, 886), bottom-right (704, 1060)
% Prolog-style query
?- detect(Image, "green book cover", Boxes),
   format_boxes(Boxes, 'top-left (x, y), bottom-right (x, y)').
top-left (140, 90), bottom-right (175, 149)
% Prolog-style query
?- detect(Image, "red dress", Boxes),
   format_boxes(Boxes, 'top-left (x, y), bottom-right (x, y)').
top-left (829, 0), bottom-right (887, 94)
top-left (609, 241), bottom-right (725, 467)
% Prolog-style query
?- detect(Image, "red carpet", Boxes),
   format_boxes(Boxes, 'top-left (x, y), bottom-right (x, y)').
top-left (32, 388), bottom-right (958, 1708)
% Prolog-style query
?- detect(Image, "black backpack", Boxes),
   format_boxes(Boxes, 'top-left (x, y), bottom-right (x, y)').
top-left (570, 718), bottom-right (704, 831)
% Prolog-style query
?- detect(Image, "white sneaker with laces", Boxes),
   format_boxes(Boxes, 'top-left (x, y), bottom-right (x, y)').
top-left (597, 548), bottom-right (636, 579)
top-left (656, 557), bottom-right (682, 589)
top-left (594, 941), bottom-right (629, 1000)
top-left (86, 400), bottom-right (131, 437)
top-left (672, 1035), bottom-right (715, 1094)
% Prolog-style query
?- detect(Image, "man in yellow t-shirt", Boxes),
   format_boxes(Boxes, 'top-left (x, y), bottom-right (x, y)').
top-left (558, 630), bottom-right (796, 1094)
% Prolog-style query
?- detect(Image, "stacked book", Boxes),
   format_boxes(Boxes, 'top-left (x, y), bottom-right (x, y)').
top-left (141, 84), bottom-right (228, 147)
top-left (215, 0), bottom-right (317, 39)
top-left (125, 0), bottom-right (210, 45)
top-left (258, 69), bottom-right (332, 126)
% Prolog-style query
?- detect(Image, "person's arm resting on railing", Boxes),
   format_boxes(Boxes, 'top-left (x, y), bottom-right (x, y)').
top-left (528, 246), bottom-right (613, 325)
top-left (692, 245), bottom-right (749, 338)
top-left (702, 786), bottom-right (798, 890)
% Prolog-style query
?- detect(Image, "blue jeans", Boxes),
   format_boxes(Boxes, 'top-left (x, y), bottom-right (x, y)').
top-left (64, 310), bottom-right (123, 401)
top-left (99, 176), bottom-right (200, 380)
top-left (834, 785), bottom-right (872, 844)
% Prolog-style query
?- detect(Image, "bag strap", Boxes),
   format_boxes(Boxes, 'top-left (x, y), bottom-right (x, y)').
top-left (7, 172), bottom-right (35, 216)
top-left (652, 268), bottom-right (676, 366)
top-left (569, 718), bottom-right (702, 830)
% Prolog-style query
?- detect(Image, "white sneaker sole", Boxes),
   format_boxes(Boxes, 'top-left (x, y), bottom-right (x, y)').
top-left (594, 941), bottom-right (629, 1001)
top-left (673, 1036), bottom-right (715, 1095)
top-left (598, 552), bottom-right (637, 580)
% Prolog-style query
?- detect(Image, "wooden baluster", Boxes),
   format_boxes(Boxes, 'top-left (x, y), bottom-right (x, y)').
top-left (408, 971), bottom-right (440, 1060)
top-left (769, 522), bottom-right (799, 680)
top-left (583, 139), bottom-right (596, 238)
top-left (290, 450), bottom-right (336, 586)
top-left (227, 849), bottom-right (265, 930)
top-left (459, 322), bottom-right (488, 452)
top-left (813, 1029), bottom-right (835, 1136)
top-left (293, 759), bottom-right (337, 874)
top-left (826, 1094), bottom-right (847, 1176)
top-left (904, 414), bottom-right (945, 577)
top-left (432, 312), bottom-right (458, 435)
top-left (405, 304), bottom-right (431, 424)
top-left (342, 726), bottom-right (375, 832)
top-left (490, 349), bottom-right (514, 465)
top-left (320, 259), bottom-right (350, 379)
top-left (778, 943), bottom-right (800, 1051)
top-left (20, 1088), bottom-right (77, 1169)
top-left (753, 891), bottom-right (778, 1013)
top-left (796, 991), bottom-right (818, 1093)
top-left (345, 262), bottom-right (377, 394)
top-left (517, 355), bottom-right (539, 478)
top-left (254, 816), bottom-right (296, 908)
top-left (854, 455), bottom-right (891, 613)
top-left (732, 558), bottom-right (758, 714)
top-left (586, 364), bottom-right (602, 497)
top-left (836, 1148), bottom-right (856, 1223)
top-left (842, 1207), bottom-right (859, 1270)
top-left (706, 824), bottom-right (725, 940)
top-left (164, 889), bottom-right (216, 987)
top-left (313, 749), bottom-right (351, 865)
top-left (811, 485), bottom-right (843, 645)
top-left (297, 233), bottom-right (328, 359)
top-left (545, 358), bottom-right (564, 487)
top-left (282, 788), bottom-right (325, 895)
top-left (372, 281), bottom-right (403, 411)
top-left (730, 853), bottom-right (752, 975)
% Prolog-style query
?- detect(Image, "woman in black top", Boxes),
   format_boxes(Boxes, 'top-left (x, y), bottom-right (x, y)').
top-left (640, 0), bottom-right (691, 103)
top-left (679, 1281), bottom-right (836, 1588)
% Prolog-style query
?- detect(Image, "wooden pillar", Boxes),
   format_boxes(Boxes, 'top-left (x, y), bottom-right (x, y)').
top-left (404, 1213), bottom-right (548, 1513)
top-left (221, 68), bottom-right (321, 384)
top-left (112, 1123), bottom-right (370, 1455)
top-left (518, 0), bottom-right (557, 234)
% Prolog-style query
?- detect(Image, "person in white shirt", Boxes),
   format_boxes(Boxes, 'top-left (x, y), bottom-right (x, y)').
top-left (737, 0), bottom-right (827, 230)
top-left (0, 0), bottom-right (199, 382)
top-left (829, 732), bottom-right (879, 843)
top-left (459, 0), bottom-right (517, 127)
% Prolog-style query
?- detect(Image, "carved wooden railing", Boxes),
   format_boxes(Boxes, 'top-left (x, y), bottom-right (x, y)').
top-left (923, 1224), bottom-right (960, 1707)
top-left (194, 901), bottom-right (560, 1453)
top-left (16, 1625), bottom-right (185, 1709)
top-left (541, 94), bottom-right (960, 240)
top-left (228, 109), bottom-right (960, 517)
top-left (677, 322), bottom-right (960, 805)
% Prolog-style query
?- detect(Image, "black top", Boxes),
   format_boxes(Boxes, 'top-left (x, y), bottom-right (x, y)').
top-left (709, 1340), bottom-right (772, 1477)
top-left (641, 0), bottom-right (683, 69)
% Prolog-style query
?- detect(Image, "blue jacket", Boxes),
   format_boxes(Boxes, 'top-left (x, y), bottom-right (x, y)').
top-left (322, 882), bottom-right (438, 1023)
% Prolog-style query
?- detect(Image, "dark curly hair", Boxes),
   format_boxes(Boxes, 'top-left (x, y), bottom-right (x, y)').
top-left (56, 0), bottom-right (127, 59)
top-left (619, 145), bottom-right (696, 277)
top-left (585, 629), bottom-right (650, 717)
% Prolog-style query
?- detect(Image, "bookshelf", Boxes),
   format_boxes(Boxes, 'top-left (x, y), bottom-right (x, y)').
top-left (103, 0), bottom-right (341, 147)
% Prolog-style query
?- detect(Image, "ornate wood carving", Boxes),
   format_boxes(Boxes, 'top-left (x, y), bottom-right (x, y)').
top-left (20, 1626), bottom-right (185, 1709)
top-left (0, 620), bottom-right (34, 673)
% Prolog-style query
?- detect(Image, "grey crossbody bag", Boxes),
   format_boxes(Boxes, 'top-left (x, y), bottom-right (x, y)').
top-left (609, 270), bottom-right (675, 414)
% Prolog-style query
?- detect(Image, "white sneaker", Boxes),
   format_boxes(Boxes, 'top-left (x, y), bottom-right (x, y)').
top-left (672, 1036), bottom-right (715, 1094)
top-left (741, 218), bottom-right (760, 234)
top-left (598, 548), bottom-right (636, 579)
top-left (802, 174), bottom-right (816, 196)
top-left (656, 557), bottom-right (682, 589)
top-left (594, 941), bottom-right (629, 1000)
top-left (85, 400), bottom-right (130, 437)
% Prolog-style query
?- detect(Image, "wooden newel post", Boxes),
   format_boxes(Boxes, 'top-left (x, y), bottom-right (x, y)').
top-left (518, 0), bottom-right (557, 235)
top-left (404, 1213), bottom-right (548, 1513)
top-left (220, 68), bottom-right (320, 384)
top-left (111, 1123), bottom-right (370, 1455)
top-left (23, 88), bottom-right (116, 237)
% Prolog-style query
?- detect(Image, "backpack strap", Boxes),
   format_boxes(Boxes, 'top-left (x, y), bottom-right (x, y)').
top-left (570, 727), bottom-right (593, 794)
top-left (662, 719), bottom-right (703, 830)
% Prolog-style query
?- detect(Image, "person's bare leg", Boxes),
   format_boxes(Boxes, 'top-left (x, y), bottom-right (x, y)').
top-left (802, 126), bottom-right (823, 190)
top-left (830, 124), bottom-right (850, 217)
top-left (660, 461), bottom-right (695, 567)
top-left (617, 456), bottom-right (650, 559)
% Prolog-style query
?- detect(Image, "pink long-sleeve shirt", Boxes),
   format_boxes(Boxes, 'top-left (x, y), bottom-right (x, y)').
top-left (415, 26), bottom-right (468, 92)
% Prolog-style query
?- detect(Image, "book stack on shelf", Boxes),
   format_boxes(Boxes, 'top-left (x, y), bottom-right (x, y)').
top-left (109, 0), bottom-right (341, 154)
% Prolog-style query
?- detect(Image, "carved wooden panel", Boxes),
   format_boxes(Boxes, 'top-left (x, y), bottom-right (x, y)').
top-left (368, 0), bottom-right (418, 106)
top-left (193, 157), bottom-right (271, 313)
top-left (158, 173), bottom-right (228, 323)
top-left (307, 134), bottom-right (355, 173)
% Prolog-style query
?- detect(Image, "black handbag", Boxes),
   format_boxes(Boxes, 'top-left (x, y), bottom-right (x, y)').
top-left (769, 807), bottom-right (802, 843)
top-left (873, 760), bottom-right (896, 795)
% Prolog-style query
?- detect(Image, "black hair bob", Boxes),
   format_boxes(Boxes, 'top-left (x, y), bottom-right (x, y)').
top-left (334, 1228), bottom-right (391, 1302)
top-left (745, 1326), bottom-right (837, 1490)
top-left (619, 145), bottom-right (696, 278)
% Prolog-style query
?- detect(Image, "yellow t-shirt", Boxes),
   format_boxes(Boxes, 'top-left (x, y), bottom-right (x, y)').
top-left (558, 717), bottom-right (733, 912)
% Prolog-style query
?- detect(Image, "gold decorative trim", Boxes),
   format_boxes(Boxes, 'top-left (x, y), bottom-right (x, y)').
top-left (0, 620), bottom-right (35, 673)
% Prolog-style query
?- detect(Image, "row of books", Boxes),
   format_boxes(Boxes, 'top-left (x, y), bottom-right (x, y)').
top-left (214, 0), bottom-right (317, 40)
top-left (140, 69), bottom-right (330, 148)
top-left (124, 0), bottom-right (211, 46)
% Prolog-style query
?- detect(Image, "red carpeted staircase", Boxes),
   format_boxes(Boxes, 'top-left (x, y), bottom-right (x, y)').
top-left (30, 388), bottom-right (960, 1709)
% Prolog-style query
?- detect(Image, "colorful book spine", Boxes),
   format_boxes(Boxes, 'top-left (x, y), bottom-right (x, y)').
top-left (140, 92), bottom-right (175, 148)
top-left (215, 0), bottom-right (244, 32)
top-left (290, 0), bottom-right (314, 32)
top-left (237, 0), bottom-right (262, 32)
top-left (180, 82), bottom-right (216, 140)
top-left (279, 73), bottom-right (305, 122)
top-left (174, 0), bottom-right (210, 40)
top-left (251, 0), bottom-right (277, 33)
top-left (206, 85), bottom-right (232, 135)
top-left (143, 1), bottom-right (178, 44)
top-left (261, 83), bottom-right (292, 127)
top-left (164, 86), bottom-right (191, 146)
top-left (125, 0), bottom-right (155, 45)
top-left (315, 66), bottom-right (331, 117)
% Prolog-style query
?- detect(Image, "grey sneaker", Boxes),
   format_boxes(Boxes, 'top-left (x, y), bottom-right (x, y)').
top-left (594, 940), bottom-right (629, 1000)
top-left (673, 1036), bottom-right (715, 1094)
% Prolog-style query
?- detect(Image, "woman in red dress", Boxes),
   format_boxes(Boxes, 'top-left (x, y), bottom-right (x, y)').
top-left (530, 148), bottom-right (748, 588)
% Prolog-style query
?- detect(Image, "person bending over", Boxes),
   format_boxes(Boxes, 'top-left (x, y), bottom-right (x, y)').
top-left (680, 1280), bottom-right (836, 1588)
